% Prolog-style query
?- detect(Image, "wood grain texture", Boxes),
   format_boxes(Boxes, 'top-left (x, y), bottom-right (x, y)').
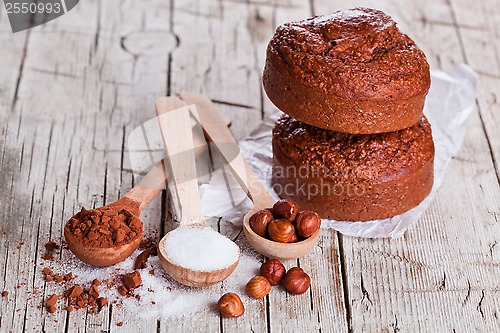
top-left (0, 0), bottom-right (498, 332)
top-left (312, 1), bottom-right (500, 332)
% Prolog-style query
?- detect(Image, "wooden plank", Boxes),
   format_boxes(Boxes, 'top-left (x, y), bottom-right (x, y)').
top-left (312, 1), bottom-right (500, 332)
top-left (170, 0), bottom-right (265, 141)
top-left (0, 0), bottom-right (172, 332)
top-left (167, 0), bottom-right (266, 331)
top-left (0, 10), bottom-right (37, 333)
top-left (251, 1), bottom-right (349, 332)
top-left (449, 0), bottom-right (500, 181)
top-left (227, 1), bottom-right (349, 331)
top-left (169, 0), bottom-right (348, 332)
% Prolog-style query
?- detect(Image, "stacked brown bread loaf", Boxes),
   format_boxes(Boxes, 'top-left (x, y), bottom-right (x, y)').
top-left (263, 8), bottom-right (435, 221)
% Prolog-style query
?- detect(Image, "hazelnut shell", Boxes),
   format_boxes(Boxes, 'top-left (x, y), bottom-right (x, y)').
top-left (259, 259), bottom-right (286, 285)
top-left (272, 199), bottom-right (299, 221)
top-left (283, 267), bottom-right (311, 295)
top-left (245, 276), bottom-right (271, 299)
top-left (267, 219), bottom-right (296, 243)
top-left (294, 211), bottom-right (321, 238)
top-left (218, 293), bottom-right (245, 318)
top-left (249, 209), bottom-right (274, 238)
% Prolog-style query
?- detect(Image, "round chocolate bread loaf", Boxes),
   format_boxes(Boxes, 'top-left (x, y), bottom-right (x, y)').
top-left (272, 114), bottom-right (434, 221)
top-left (263, 8), bottom-right (431, 134)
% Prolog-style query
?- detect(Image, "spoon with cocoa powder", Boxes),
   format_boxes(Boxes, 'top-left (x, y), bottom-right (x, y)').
top-left (64, 162), bottom-right (164, 266)
top-left (155, 97), bottom-right (240, 287)
top-left (64, 100), bottom-right (230, 267)
top-left (181, 92), bottom-right (320, 259)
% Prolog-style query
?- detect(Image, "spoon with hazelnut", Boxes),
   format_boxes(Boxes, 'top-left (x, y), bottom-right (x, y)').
top-left (180, 92), bottom-right (320, 259)
top-left (155, 97), bottom-right (240, 287)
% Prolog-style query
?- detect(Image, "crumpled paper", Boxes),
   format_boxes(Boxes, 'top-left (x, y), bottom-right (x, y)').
top-left (200, 65), bottom-right (477, 238)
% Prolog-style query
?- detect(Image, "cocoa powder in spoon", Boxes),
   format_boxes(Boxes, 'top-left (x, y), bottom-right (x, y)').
top-left (65, 198), bottom-right (143, 248)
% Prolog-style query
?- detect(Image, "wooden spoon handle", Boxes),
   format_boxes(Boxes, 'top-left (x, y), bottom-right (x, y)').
top-left (181, 92), bottom-right (274, 207)
top-left (124, 161), bottom-right (167, 211)
top-left (156, 97), bottom-right (205, 226)
top-left (125, 99), bottom-right (231, 211)
top-left (124, 101), bottom-right (231, 212)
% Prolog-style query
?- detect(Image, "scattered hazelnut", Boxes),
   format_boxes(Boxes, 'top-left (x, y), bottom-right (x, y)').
top-left (294, 211), bottom-right (321, 238)
top-left (267, 219), bottom-right (296, 243)
top-left (249, 209), bottom-right (274, 238)
top-left (245, 276), bottom-right (271, 299)
top-left (218, 293), bottom-right (244, 318)
top-left (259, 259), bottom-right (286, 285)
top-left (272, 199), bottom-right (299, 221)
top-left (283, 267), bottom-right (311, 295)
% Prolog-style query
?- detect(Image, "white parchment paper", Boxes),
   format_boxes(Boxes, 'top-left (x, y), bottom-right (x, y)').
top-left (200, 65), bottom-right (478, 238)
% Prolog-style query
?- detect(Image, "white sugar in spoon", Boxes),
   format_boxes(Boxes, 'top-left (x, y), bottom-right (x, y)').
top-left (155, 97), bottom-right (240, 287)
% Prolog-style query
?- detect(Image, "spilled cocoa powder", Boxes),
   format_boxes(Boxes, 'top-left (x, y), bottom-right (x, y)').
top-left (41, 241), bottom-right (60, 261)
top-left (134, 247), bottom-right (157, 270)
top-left (42, 266), bottom-right (108, 314)
top-left (40, 238), bottom-right (158, 315)
top-left (64, 198), bottom-right (143, 248)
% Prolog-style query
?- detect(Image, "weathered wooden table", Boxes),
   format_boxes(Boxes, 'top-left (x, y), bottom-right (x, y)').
top-left (0, 0), bottom-right (499, 332)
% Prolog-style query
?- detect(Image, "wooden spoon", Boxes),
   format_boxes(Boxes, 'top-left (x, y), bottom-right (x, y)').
top-left (180, 92), bottom-right (320, 260)
top-left (65, 99), bottom-right (228, 267)
top-left (64, 161), bottom-right (164, 267)
top-left (155, 97), bottom-right (240, 287)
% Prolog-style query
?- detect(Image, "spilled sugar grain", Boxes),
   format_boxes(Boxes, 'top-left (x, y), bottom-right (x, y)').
top-left (46, 238), bottom-right (260, 319)
top-left (119, 248), bottom-right (260, 319)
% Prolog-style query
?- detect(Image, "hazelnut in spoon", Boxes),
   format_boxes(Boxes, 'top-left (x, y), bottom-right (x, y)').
top-left (155, 97), bottom-right (240, 287)
top-left (180, 92), bottom-right (320, 260)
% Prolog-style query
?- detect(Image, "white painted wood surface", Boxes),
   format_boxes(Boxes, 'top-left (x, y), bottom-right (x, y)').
top-left (0, 0), bottom-right (498, 332)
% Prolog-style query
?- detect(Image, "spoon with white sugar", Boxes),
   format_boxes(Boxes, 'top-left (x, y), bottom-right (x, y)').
top-left (155, 97), bottom-right (240, 287)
